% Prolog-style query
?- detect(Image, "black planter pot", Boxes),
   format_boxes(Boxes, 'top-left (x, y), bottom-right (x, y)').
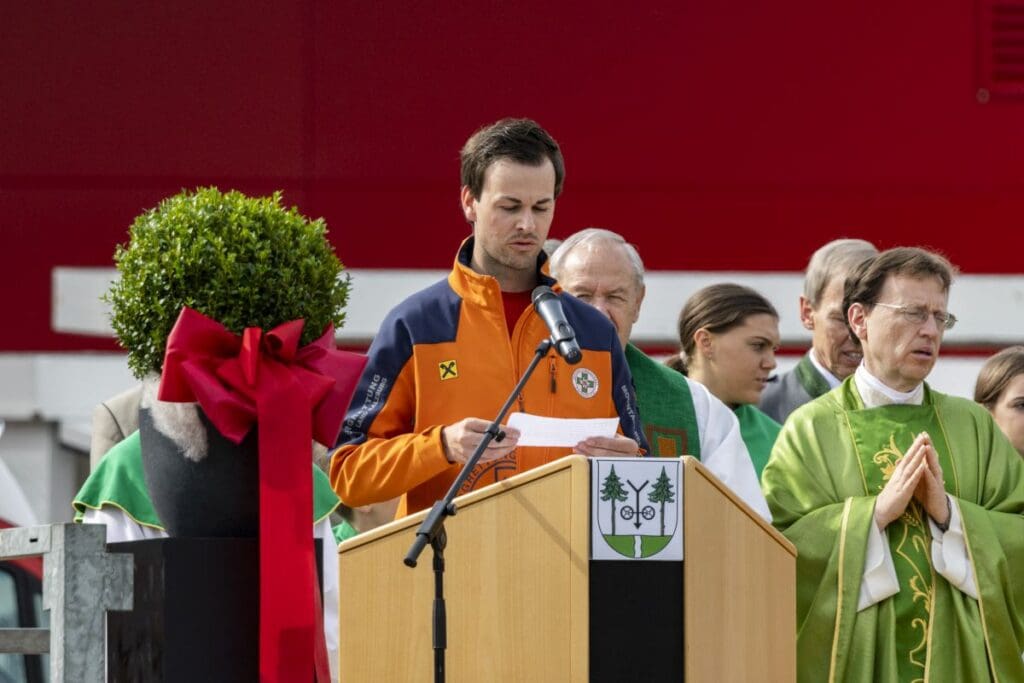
top-left (139, 407), bottom-right (260, 537)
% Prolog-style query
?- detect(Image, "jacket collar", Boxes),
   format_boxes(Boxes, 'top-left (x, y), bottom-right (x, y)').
top-left (448, 236), bottom-right (557, 307)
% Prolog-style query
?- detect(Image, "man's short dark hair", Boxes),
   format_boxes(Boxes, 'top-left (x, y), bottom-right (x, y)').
top-left (842, 246), bottom-right (958, 339)
top-left (460, 118), bottom-right (565, 200)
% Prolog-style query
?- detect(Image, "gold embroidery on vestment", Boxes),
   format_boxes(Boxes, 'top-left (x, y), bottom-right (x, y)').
top-left (873, 433), bottom-right (903, 489)
top-left (875, 439), bottom-right (930, 680)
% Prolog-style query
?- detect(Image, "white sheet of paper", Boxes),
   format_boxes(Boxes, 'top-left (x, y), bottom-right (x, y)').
top-left (506, 412), bottom-right (619, 447)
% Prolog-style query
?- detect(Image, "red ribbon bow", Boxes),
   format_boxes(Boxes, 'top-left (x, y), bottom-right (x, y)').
top-left (159, 306), bottom-right (366, 682)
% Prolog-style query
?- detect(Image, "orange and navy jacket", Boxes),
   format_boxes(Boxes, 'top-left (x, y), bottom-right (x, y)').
top-left (330, 238), bottom-right (648, 517)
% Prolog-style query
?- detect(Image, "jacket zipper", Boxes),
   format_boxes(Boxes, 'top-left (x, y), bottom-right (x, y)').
top-left (509, 299), bottom-right (526, 413)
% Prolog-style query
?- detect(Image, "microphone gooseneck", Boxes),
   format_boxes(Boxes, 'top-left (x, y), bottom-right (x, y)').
top-left (531, 286), bottom-right (583, 365)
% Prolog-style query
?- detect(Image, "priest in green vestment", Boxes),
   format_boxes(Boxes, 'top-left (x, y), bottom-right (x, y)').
top-left (549, 228), bottom-right (770, 519)
top-left (761, 238), bottom-right (877, 423)
top-left (763, 247), bottom-right (1024, 683)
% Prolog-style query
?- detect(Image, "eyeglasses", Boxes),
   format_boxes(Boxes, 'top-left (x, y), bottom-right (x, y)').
top-left (873, 302), bottom-right (958, 330)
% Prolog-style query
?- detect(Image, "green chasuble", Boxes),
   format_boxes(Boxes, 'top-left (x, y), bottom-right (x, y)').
top-left (733, 403), bottom-right (780, 480)
top-left (73, 430), bottom-right (341, 530)
top-left (625, 344), bottom-right (701, 459)
top-left (763, 378), bottom-right (1024, 683)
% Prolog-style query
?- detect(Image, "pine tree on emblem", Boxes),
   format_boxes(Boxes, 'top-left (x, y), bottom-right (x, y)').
top-left (600, 466), bottom-right (628, 535)
top-left (647, 466), bottom-right (675, 536)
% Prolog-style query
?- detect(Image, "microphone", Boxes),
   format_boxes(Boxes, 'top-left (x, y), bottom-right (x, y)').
top-left (531, 286), bottom-right (583, 365)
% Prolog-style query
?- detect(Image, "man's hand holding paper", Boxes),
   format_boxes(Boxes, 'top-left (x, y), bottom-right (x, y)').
top-left (441, 417), bottom-right (521, 465)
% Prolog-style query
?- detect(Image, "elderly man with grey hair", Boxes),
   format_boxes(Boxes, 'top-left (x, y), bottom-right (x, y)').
top-left (760, 238), bottom-right (878, 423)
top-left (551, 228), bottom-right (770, 520)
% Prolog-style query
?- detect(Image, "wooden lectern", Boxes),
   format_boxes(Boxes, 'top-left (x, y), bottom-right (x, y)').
top-left (337, 456), bottom-right (796, 681)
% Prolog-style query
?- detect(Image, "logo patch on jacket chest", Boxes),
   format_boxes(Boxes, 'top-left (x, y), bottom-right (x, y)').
top-left (572, 367), bottom-right (599, 398)
top-left (438, 360), bottom-right (458, 380)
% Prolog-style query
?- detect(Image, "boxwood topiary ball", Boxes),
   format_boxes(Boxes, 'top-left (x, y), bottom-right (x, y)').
top-left (106, 187), bottom-right (350, 379)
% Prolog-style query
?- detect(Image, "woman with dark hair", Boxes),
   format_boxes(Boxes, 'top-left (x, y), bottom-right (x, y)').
top-left (666, 283), bottom-right (782, 479)
top-left (975, 345), bottom-right (1024, 456)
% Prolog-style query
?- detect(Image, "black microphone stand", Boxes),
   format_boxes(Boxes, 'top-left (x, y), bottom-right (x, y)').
top-left (404, 337), bottom-right (554, 683)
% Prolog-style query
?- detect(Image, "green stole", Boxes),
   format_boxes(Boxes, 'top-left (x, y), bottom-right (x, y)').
top-left (73, 430), bottom-right (341, 529)
top-left (624, 344), bottom-right (701, 459)
top-left (796, 352), bottom-right (833, 399)
top-left (843, 381), bottom-right (952, 683)
top-left (734, 403), bottom-right (781, 480)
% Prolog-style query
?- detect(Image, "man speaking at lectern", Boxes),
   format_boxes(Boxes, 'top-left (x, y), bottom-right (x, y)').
top-left (330, 118), bottom-right (647, 517)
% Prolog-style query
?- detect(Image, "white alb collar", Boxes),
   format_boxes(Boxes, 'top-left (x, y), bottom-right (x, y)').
top-left (854, 363), bottom-right (924, 408)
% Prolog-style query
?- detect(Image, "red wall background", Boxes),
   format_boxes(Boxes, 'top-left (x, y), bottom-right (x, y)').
top-left (3, 1), bottom-right (1022, 351)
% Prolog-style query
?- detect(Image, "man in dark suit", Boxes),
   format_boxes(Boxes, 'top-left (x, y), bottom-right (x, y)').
top-left (760, 238), bottom-right (877, 423)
